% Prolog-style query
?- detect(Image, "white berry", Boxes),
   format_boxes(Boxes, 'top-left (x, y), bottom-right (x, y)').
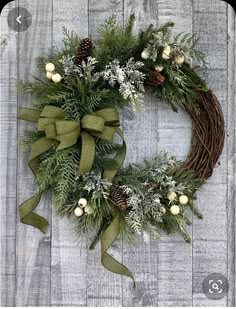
top-left (165, 45), bottom-right (171, 52)
top-left (160, 207), bottom-right (166, 214)
top-left (179, 195), bottom-right (188, 205)
top-left (84, 205), bottom-right (93, 215)
top-left (170, 205), bottom-right (180, 215)
top-left (141, 49), bottom-right (149, 59)
top-left (45, 63), bottom-right (55, 72)
top-left (162, 46), bottom-right (171, 60)
top-left (52, 73), bottom-right (62, 83)
top-left (46, 72), bottom-right (53, 80)
top-left (154, 198), bottom-right (160, 204)
top-left (155, 65), bottom-right (164, 72)
top-left (78, 198), bottom-right (87, 208)
top-left (74, 207), bottom-right (84, 217)
top-left (162, 50), bottom-right (170, 60)
top-left (175, 55), bottom-right (185, 65)
top-left (167, 192), bottom-right (177, 202)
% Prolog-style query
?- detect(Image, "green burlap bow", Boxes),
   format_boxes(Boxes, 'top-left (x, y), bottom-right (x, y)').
top-left (19, 106), bottom-right (121, 175)
top-left (18, 105), bottom-right (135, 286)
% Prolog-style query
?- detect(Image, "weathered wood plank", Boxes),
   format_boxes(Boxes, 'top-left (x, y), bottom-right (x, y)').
top-left (0, 2), bottom-right (18, 306)
top-left (123, 0), bottom-right (193, 306)
top-left (0, 0), bottom-right (234, 306)
top-left (194, 0), bottom-right (228, 13)
top-left (89, 0), bottom-right (123, 40)
top-left (50, 1), bottom-right (89, 306)
top-left (150, 1), bottom-right (194, 306)
top-left (122, 1), bottom-right (161, 304)
top-left (86, 1), bottom-right (123, 306)
top-left (227, 4), bottom-right (236, 307)
top-left (192, 0), bottom-right (229, 306)
top-left (16, 0), bottom-right (53, 306)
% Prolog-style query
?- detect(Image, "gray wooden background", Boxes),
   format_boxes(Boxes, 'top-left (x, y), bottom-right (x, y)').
top-left (0, 0), bottom-right (235, 306)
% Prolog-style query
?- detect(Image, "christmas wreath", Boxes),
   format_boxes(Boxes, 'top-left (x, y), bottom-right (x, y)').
top-left (18, 15), bottom-right (225, 286)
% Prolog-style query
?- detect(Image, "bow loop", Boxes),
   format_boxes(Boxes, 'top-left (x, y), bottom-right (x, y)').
top-left (56, 126), bottom-right (81, 151)
top-left (92, 126), bottom-right (115, 140)
top-left (55, 120), bottom-right (80, 135)
top-left (18, 104), bottom-right (134, 285)
top-left (81, 115), bottom-right (105, 133)
top-left (18, 106), bottom-right (124, 176)
top-left (40, 105), bottom-right (65, 118)
top-left (38, 118), bottom-right (60, 132)
top-left (95, 108), bottom-right (120, 126)
top-left (44, 123), bottom-right (57, 138)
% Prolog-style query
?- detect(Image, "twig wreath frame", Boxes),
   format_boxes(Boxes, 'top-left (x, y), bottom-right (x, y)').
top-left (18, 15), bottom-right (224, 286)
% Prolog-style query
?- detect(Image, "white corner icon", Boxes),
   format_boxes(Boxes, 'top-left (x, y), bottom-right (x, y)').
top-left (16, 15), bottom-right (22, 24)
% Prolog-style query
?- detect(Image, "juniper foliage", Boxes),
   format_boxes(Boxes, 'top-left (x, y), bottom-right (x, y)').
top-left (101, 58), bottom-right (145, 112)
top-left (115, 152), bottom-right (203, 243)
top-left (18, 15), bottom-right (208, 246)
top-left (95, 14), bottom-right (138, 69)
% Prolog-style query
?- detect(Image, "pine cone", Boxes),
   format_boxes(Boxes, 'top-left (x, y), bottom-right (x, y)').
top-left (110, 185), bottom-right (128, 211)
top-left (145, 71), bottom-right (165, 86)
top-left (75, 38), bottom-right (93, 64)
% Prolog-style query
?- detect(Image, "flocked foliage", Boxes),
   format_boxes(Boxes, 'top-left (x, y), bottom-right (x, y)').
top-left (115, 152), bottom-right (204, 243)
top-left (101, 58), bottom-right (145, 111)
top-left (18, 14), bottom-right (208, 248)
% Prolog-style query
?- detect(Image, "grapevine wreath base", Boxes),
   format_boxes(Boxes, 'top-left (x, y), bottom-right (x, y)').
top-left (18, 16), bottom-right (224, 286)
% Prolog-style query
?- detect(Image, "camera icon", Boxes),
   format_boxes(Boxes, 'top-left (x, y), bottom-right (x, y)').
top-left (202, 273), bottom-right (228, 300)
top-left (208, 279), bottom-right (223, 294)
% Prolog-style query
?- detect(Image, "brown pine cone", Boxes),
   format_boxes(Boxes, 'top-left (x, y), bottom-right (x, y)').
top-left (145, 70), bottom-right (165, 86)
top-left (110, 185), bottom-right (128, 211)
top-left (75, 38), bottom-right (93, 64)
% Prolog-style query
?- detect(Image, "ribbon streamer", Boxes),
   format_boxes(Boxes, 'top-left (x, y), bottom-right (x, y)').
top-left (100, 126), bottom-right (136, 286)
top-left (101, 207), bottom-right (135, 287)
top-left (18, 105), bottom-right (135, 284)
top-left (18, 106), bottom-right (121, 233)
top-left (19, 192), bottom-right (48, 233)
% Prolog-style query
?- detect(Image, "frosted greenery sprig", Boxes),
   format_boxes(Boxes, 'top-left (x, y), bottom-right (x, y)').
top-left (141, 21), bottom-right (206, 66)
top-left (114, 152), bottom-right (203, 242)
top-left (101, 58), bottom-right (145, 112)
top-left (17, 15), bottom-right (208, 272)
top-left (142, 21), bottom-right (175, 61)
top-left (59, 55), bottom-right (77, 75)
top-left (80, 172), bottom-right (112, 201)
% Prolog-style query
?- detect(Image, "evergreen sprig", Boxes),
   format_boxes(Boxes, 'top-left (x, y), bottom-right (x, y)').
top-left (95, 14), bottom-right (138, 69)
top-left (36, 147), bottom-right (80, 200)
top-left (18, 15), bottom-right (208, 248)
top-left (115, 152), bottom-right (203, 243)
top-left (172, 32), bottom-right (207, 66)
top-left (61, 27), bottom-right (81, 56)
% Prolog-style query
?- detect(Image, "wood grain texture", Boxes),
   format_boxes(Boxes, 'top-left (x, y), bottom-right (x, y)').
top-left (151, 4), bottom-right (194, 306)
top-left (16, 0), bottom-right (53, 306)
top-left (123, 0), bottom-right (194, 306)
top-left (192, 0), bottom-right (229, 307)
top-left (0, 0), bottom-right (235, 306)
top-left (122, 2), bottom-right (161, 305)
top-left (227, 4), bottom-right (236, 307)
top-left (0, 1), bottom-right (18, 306)
top-left (86, 1), bottom-right (124, 306)
top-left (51, 0), bottom-right (89, 306)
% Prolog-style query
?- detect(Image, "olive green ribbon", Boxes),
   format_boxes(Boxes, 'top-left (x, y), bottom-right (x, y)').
top-left (18, 105), bottom-right (135, 285)
top-left (19, 106), bottom-right (120, 175)
top-left (100, 128), bottom-right (135, 287)
top-left (101, 206), bottom-right (135, 287)
top-left (18, 106), bottom-right (121, 233)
